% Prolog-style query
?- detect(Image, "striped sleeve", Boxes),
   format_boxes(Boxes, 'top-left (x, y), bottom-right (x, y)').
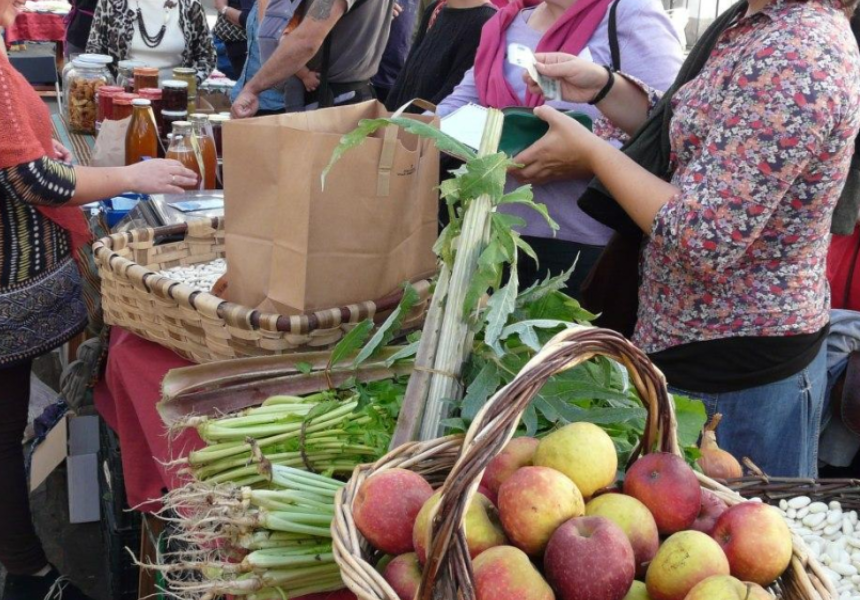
top-left (0, 157), bottom-right (77, 207)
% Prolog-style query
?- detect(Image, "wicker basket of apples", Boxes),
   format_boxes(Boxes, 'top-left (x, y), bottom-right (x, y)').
top-left (332, 326), bottom-right (834, 600)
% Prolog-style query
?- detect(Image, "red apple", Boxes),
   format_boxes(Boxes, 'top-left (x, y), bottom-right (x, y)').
top-left (478, 483), bottom-right (497, 507)
top-left (498, 466), bottom-right (584, 556)
top-left (690, 489), bottom-right (728, 535)
top-left (481, 437), bottom-right (540, 497)
top-left (413, 491), bottom-right (507, 564)
top-left (544, 516), bottom-right (636, 600)
top-left (645, 531), bottom-right (729, 600)
top-left (382, 553), bottom-right (422, 600)
top-left (712, 502), bottom-right (792, 586)
top-left (353, 469), bottom-right (434, 554)
top-left (585, 493), bottom-right (659, 579)
top-left (623, 453), bottom-right (701, 535)
top-left (473, 546), bottom-right (555, 600)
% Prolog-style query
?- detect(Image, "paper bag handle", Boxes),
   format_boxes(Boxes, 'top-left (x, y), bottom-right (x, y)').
top-left (376, 98), bottom-right (439, 197)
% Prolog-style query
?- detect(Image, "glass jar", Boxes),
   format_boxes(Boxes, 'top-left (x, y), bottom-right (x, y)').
top-left (172, 68), bottom-right (197, 111)
top-left (118, 60), bottom-right (146, 93)
top-left (208, 114), bottom-right (229, 159)
top-left (189, 114), bottom-right (217, 190)
top-left (134, 67), bottom-right (159, 93)
top-left (62, 53), bottom-right (112, 83)
top-left (138, 88), bottom-right (163, 137)
top-left (96, 85), bottom-right (124, 132)
top-left (162, 110), bottom-right (189, 145)
top-left (64, 59), bottom-right (114, 134)
top-left (166, 121), bottom-right (202, 191)
top-left (126, 99), bottom-right (159, 165)
top-left (112, 95), bottom-right (136, 122)
top-left (161, 80), bottom-right (189, 113)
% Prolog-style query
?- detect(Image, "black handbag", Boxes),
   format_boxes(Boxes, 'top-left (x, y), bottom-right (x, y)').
top-left (213, 12), bottom-right (246, 43)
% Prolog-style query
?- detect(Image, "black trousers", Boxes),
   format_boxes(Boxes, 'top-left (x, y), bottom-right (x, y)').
top-left (0, 359), bottom-right (47, 574)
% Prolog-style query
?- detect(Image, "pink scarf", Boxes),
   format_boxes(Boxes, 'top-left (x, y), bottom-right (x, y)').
top-left (474, 0), bottom-right (615, 108)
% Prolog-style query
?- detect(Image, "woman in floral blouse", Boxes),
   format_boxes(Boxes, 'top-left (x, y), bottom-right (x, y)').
top-left (522, 0), bottom-right (860, 476)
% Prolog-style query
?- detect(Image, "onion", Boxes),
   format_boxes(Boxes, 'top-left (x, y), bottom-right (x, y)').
top-left (697, 413), bottom-right (743, 479)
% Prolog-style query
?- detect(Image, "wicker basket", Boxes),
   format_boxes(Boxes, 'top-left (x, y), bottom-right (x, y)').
top-left (727, 476), bottom-right (860, 513)
top-left (92, 217), bottom-right (431, 363)
top-left (332, 326), bottom-right (834, 600)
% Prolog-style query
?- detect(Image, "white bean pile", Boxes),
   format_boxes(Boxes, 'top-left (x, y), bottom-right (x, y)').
top-left (156, 259), bottom-right (227, 293)
top-left (778, 496), bottom-right (860, 599)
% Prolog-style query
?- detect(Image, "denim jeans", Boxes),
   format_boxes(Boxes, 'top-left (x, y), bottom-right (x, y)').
top-left (669, 343), bottom-right (828, 478)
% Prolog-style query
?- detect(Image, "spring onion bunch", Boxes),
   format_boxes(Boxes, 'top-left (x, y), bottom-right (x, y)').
top-left (151, 465), bottom-right (346, 600)
top-left (175, 380), bottom-right (405, 485)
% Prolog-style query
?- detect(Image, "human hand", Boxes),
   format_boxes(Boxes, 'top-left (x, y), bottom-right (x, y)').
top-left (125, 159), bottom-right (199, 195)
top-left (392, 3), bottom-right (403, 18)
top-left (512, 106), bottom-right (599, 184)
top-left (52, 139), bottom-right (73, 164)
top-left (231, 89), bottom-right (260, 119)
top-left (300, 71), bottom-right (320, 92)
top-left (524, 52), bottom-right (610, 105)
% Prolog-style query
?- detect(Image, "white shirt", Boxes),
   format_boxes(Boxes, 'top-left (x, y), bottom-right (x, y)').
top-left (130, 0), bottom-right (186, 82)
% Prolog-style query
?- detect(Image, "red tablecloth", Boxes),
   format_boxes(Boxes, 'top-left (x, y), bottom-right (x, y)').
top-left (5, 11), bottom-right (66, 45)
top-left (94, 328), bottom-right (202, 512)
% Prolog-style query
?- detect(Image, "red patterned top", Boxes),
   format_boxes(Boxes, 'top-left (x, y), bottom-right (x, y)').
top-left (634, 0), bottom-right (860, 354)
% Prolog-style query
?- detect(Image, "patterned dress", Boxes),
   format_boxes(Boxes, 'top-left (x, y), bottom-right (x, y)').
top-left (0, 53), bottom-right (88, 366)
top-left (634, 0), bottom-right (860, 354)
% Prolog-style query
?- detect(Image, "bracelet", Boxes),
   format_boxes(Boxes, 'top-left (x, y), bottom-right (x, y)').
top-left (588, 66), bottom-right (616, 106)
top-left (219, 6), bottom-right (229, 15)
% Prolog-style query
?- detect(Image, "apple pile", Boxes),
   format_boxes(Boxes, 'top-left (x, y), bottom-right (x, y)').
top-left (352, 423), bottom-right (794, 600)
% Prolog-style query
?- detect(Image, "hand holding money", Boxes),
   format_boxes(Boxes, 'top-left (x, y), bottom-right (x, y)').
top-left (520, 51), bottom-right (613, 105)
top-left (508, 43), bottom-right (562, 101)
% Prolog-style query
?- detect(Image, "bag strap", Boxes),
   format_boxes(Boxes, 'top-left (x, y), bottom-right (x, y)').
top-left (608, 0), bottom-right (621, 71)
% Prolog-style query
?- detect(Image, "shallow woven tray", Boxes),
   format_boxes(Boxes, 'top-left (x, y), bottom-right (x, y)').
top-left (92, 217), bottom-right (431, 363)
top-left (332, 326), bottom-right (834, 600)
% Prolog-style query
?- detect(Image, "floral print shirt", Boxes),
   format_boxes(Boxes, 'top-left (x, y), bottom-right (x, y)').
top-left (633, 0), bottom-right (860, 354)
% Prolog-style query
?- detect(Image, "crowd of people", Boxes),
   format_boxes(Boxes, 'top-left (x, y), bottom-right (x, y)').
top-left (2, 0), bottom-right (860, 597)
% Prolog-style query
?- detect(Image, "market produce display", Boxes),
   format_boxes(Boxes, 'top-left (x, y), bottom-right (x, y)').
top-left (349, 432), bottom-right (792, 600)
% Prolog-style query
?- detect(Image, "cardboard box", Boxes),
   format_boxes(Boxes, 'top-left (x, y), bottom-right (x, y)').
top-left (31, 414), bottom-right (101, 524)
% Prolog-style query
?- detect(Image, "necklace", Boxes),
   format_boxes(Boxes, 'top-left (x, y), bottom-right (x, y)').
top-left (135, 0), bottom-right (175, 48)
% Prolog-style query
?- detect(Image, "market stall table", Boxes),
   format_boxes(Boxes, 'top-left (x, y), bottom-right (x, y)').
top-left (94, 329), bottom-right (361, 600)
top-left (52, 113), bottom-right (95, 166)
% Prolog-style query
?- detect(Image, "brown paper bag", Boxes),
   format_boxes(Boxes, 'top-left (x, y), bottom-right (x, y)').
top-left (222, 100), bottom-right (439, 315)
top-left (90, 117), bottom-right (131, 167)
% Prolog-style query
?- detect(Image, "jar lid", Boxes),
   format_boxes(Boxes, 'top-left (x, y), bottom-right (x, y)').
top-left (113, 97), bottom-right (134, 106)
top-left (132, 98), bottom-right (152, 107)
top-left (162, 110), bottom-right (189, 117)
top-left (73, 53), bottom-right (114, 65)
top-left (208, 115), bottom-right (230, 123)
top-left (71, 58), bottom-right (109, 69)
top-left (162, 79), bottom-right (189, 89)
top-left (134, 67), bottom-right (159, 75)
top-left (188, 113), bottom-right (209, 122)
top-left (115, 93), bottom-right (139, 100)
top-left (139, 88), bottom-right (163, 99)
top-left (171, 121), bottom-right (193, 133)
top-left (172, 68), bottom-right (196, 75)
top-left (97, 86), bottom-right (125, 96)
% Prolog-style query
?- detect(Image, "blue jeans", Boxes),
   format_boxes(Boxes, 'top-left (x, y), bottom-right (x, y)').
top-left (669, 343), bottom-right (828, 478)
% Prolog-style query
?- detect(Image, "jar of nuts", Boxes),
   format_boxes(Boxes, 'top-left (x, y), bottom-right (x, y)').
top-left (64, 59), bottom-right (114, 135)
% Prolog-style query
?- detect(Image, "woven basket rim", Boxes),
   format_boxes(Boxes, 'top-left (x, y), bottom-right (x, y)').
top-left (92, 217), bottom-right (434, 335)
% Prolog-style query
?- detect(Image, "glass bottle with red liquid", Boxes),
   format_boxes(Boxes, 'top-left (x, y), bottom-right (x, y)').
top-left (165, 121), bottom-right (202, 191)
top-left (125, 98), bottom-right (159, 166)
top-left (188, 114), bottom-right (217, 190)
